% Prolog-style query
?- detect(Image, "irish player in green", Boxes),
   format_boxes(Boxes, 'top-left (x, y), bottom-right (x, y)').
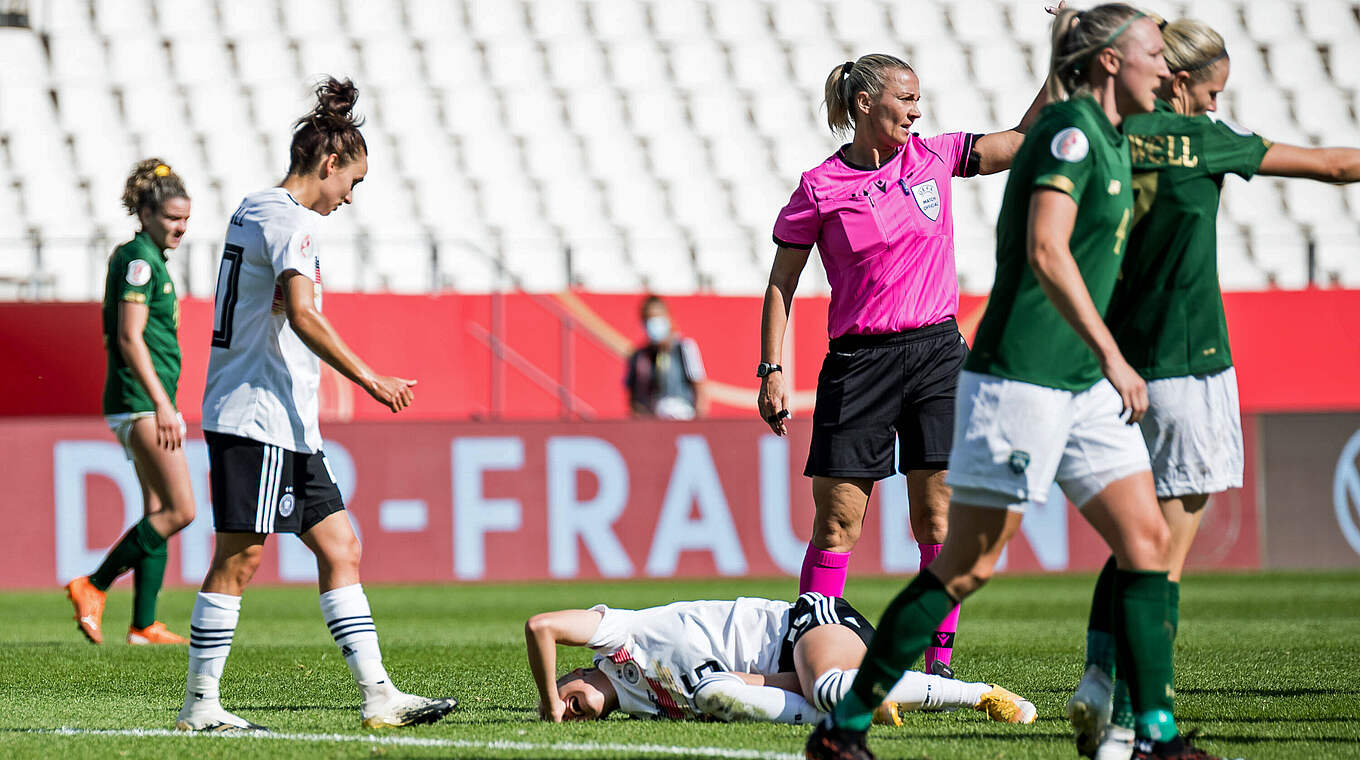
top-left (66, 159), bottom-right (197, 646)
top-left (1073, 18), bottom-right (1360, 760)
top-left (805, 6), bottom-right (1230, 760)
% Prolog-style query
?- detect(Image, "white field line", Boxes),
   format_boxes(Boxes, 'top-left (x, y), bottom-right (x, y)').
top-left (27, 727), bottom-right (803, 759)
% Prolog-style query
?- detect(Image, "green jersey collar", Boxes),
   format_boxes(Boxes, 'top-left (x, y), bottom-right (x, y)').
top-left (1075, 94), bottom-right (1126, 146)
top-left (132, 229), bottom-right (168, 261)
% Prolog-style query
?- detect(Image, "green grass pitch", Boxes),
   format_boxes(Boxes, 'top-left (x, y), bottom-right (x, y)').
top-left (1, 571), bottom-right (1357, 759)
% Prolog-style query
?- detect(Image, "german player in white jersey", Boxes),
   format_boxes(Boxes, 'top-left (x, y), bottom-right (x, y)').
top-left (526, 593), bottom-right (1035, 725)
top-left (178, 78), bottom-right (454, 732)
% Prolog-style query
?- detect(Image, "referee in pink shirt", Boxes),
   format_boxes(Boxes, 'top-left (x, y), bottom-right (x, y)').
top-left (758, 53), bottom-right (1045, 676)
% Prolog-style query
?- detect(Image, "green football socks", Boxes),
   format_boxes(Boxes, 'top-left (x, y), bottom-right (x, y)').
top-left (834, 570), bottom-right (956, 733)
top-left (1113, 569), bottom-right (1178, 742)
top-left (132, 540), bottom-right (169, 629)
top-left (89, 517), bottom-right (169, 627)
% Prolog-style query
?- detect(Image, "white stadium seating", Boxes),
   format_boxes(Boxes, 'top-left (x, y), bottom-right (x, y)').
top-left (2, 0), bottom-right (1360, 300)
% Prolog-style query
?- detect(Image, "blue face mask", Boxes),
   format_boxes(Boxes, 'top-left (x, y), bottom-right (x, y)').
top-left (645, 315), bottom-right (671, 343)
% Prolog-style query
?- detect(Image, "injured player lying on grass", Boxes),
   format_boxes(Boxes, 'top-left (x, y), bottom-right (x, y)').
top-left (526, 593), bottom-right (1035, 725)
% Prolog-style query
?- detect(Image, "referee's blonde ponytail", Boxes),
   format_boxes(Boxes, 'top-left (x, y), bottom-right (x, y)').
top-left (824, 54), bottom-right (913, 135)
top-left (1045, 3), bottom-right (1147, 101)
top-left (121, 158), bottom-right (188, 216)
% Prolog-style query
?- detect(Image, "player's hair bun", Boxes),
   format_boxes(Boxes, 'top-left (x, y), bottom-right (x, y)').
top-left (121, 157), bottom-right (188, 215)
top-left (305, 77), bottom-right (365, 132)
top-left (288, 76), bottom-right (368, 175)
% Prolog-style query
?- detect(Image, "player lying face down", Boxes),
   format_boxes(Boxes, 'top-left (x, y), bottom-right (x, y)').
top-left (525, 594), bottom-right (1036, 724)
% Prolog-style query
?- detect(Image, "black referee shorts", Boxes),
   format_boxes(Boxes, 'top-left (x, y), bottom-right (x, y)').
top-left (804, 318), bottom-right (968, 479)
top-left (205, 431), bottom-right (345, 534)
top-left (777, 592), bottom-right (875, 671)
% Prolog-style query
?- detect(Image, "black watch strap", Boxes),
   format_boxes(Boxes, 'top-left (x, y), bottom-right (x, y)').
top-left (756, 363), bottom-right (783, 378)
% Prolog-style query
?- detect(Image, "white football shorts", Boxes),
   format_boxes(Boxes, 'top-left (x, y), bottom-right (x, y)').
top-left (1140, 367), bottom-right (1243, 498)
top-left (945, 371), bottom-right (1151, 511)
top-left (105, 411), bottom-right (187, 461)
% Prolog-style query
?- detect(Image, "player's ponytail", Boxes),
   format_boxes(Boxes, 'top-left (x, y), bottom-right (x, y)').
top-left (121, 157), bottom-right (188, 216)
top-left (287, 76), bottom-right (368, 176)
top-left (1045, 3), bottom-right (1147, 101)
top-left (1162, 19), bottom-right (1228, 83)
top-left (824, 54), bottom-right (913, 135)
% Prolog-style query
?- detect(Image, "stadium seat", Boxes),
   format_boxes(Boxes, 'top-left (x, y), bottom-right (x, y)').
top-left (648, 0), bottom-right (708, 43)
top-left (727, 37), bottom-right (790, 89)
top-left (341, 0), bottom-right (405, 38)
top-left (543, 38), bottom-right (607, 88)
top-left (404, 0), bottom-right (462, 42)
top-left (44, 30), bottom-right (107, 85)
top-left (1243, 2), bottom-right (1302, 44)
top-left (360, 36), bottom-right (425, 88)
top-left (92, 0), bottom-right (153, 36)
top-left (1266, 39), bottom-right (1330, 91)
top-left (585, 0), bottom-right (649, 41)
top-left (605, 38), bottom-right (668, 90)
top-left (567, 234), bottom-right (644, 292)
top-left (217, 0), bottom-right (283, 38)
top-left (27, 0), bottom-right (94, 35)
top-left (466, 0), bottom-right (527, 39)
top-left (154, 0), bottom-right (216, 37)
top-left (434, 234), bottom-right (500, 292)
top-left (295, 37), bottom-right (362, 81)
top-left (710, 0), bottom-right (768, 42)
top-left (1302, 0), bottom-right (1360, 44)
top-left (667, 38), bottom-right (728, 90)
top-left (281, 0), bottom-right (344, 39)
top-left (525, 0), bottom-right (590, 40)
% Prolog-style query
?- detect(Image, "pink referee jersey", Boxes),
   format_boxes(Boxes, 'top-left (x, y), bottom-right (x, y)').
top-left (773, 132), bottom-right (982, 339)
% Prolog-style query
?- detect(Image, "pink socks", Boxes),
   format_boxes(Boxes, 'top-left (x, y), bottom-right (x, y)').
top-left (920, 543), bottom-right (959, 672)
top-left (799, 544), bottom-right (851, 597)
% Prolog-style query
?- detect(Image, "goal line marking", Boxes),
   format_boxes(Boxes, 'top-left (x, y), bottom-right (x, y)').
top-left (27, 727), bottom-right (803, 759)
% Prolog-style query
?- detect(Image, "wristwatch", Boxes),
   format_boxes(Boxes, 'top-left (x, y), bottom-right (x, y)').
top-left (756, 363), bottom-right (783, 378)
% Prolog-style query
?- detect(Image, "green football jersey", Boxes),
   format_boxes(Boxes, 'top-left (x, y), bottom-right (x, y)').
top-left (1106, 100), bottom-right (1272, 379)
top-left (967, 95), bottom-right (1135, 391)
top-left (101, 231), bottom-right (181, 415)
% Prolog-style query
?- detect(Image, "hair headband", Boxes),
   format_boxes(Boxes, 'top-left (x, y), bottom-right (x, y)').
top-left (153, 164), bottom-right (171, 177)
top-left (1172, 50), bottom-right (1229, 73)
top-left (1073, 10), bottom-right (1150, 75)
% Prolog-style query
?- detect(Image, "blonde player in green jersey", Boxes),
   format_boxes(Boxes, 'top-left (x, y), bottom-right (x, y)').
top-left (66, 159), bottom-right (197, 646)
top-left (805, 5), bottom-right (1232, 760)
top-left (1072, 18), bottom-right (1360, 760)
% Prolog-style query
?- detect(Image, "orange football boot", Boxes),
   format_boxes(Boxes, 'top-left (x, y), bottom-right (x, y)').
top-left (65, 576), bottom-right (106, 644)
top-left (127, 621), bottom-right (189, 645)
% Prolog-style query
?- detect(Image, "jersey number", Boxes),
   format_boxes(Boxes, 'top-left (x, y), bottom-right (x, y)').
top-left (1112, 208), bottom-right (1131, 256)
top-left (678, 660), bottom-right (724, 692)
top-left (211, 244), bottom-right (244, 348)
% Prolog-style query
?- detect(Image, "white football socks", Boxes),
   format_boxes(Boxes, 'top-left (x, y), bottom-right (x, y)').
top-left (885, 670), bottom-right (990, 712)
top-left (811, 668), bottom-right (854, 713)
top-left (185, 592), bottom-right (240, 704)
top-left (319, 583), bottom-right (391, 703)
top-left (693, 673), bottom-right (824, 724)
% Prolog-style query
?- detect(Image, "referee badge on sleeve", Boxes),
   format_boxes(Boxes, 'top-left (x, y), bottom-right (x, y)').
top-left (909, 179), bottom-right (941, 221)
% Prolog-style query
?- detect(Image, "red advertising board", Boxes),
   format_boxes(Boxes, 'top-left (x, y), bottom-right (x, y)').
top-left (3, 289), bottom-right (1360, 422)
top-left (0, 417), bottom-right (1261, 589)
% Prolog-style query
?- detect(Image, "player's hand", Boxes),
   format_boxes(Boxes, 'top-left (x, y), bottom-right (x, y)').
top-left (1100, 354), bottom-right (1148, 424)
top-left (757, 372), bottom-right (790, 436)
top-left (539, 697), bottom-right (567, 723)
top-left (1044, 1), bottom-right (1067, 15)
top-left (366, 375), bottom-right (417, 413)
top-left (154, 401), bottom-right (182, 450)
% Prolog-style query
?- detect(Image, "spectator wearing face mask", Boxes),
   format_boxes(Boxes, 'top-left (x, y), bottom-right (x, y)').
top-left (625, 295), bottom-right (708, 420)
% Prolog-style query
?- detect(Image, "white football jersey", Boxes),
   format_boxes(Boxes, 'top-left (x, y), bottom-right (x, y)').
top-left (202, 188), bottom-right (325, 453)
top-left (587, 598), bottom-right (791, 719)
